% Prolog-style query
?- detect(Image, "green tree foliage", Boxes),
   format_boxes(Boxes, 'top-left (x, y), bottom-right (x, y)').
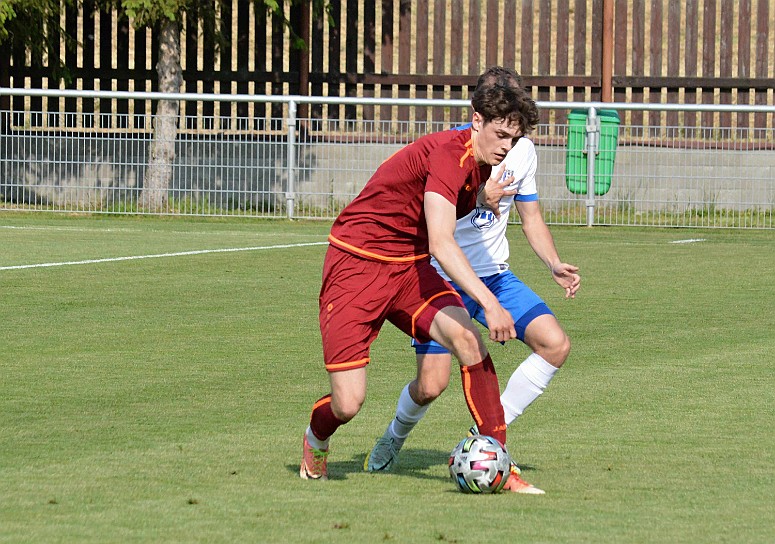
top-left (0, 0), bottom-right (78, 83)
top-left (1, 0), bottom-right (326, 210)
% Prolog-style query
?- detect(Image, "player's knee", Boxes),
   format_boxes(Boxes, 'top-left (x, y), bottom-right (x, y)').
top-left (525, 314), bottom-right (570, 361)
top-left (331, 395), bottom-right (365, 422)
top-left (555, 333), bottom-right (571, 364)
top-left (544, 331), bottom-right (571, 367)
top-left (448, 327), bottom-right (485, 364)
top-left (415, 379), bottom-right (448, 404)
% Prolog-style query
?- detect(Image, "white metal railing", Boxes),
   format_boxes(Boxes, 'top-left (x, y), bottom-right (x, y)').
top-left (1, 88), bottom-right (774, 228)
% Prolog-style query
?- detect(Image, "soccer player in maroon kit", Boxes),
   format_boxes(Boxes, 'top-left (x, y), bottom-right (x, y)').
top-left (300, 83), bottom-right (539, 489)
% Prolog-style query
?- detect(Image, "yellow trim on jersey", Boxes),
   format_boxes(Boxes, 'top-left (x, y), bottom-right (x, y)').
top-left (411, 289), bottom-right (463, 338)
top-left (328, 234), bottom-right (429, 262)
top-left (325, 358), bottom-right (370, 372)
top-left (458, 139), bottom-right (474, 168)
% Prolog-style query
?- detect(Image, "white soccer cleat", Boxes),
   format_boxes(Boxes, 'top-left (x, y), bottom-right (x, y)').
top-left (364, 430), bottom-right (400, 472)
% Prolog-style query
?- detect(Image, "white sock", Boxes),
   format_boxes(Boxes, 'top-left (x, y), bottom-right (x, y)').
top-left (305, 426), bottom-right (329, 451)
top-left (388, 383), bottom-right (429, 449)
top-left (501, 353), bottom-right (558, 426)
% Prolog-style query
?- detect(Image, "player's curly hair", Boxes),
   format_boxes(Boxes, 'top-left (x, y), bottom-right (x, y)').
top-left (471, 84), bottom-right (539, 135)
top-left (476, 66), bottom-right (523, 90)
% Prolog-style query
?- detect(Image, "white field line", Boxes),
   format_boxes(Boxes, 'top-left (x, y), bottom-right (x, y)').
top-left (669, 238), bottom-right (708, 244)
top-left (0, 241), bottom-right (329, 271)
top-left (0, 224), bottom-right (320, 237)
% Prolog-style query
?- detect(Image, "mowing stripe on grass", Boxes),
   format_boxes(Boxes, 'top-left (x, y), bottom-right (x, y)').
top-left (669, 238), bottom-right (708, 244)
top-left (0, 242), bottom-right (329, 271)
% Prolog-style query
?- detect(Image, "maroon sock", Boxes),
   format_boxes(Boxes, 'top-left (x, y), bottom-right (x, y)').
top-left (309, 394), bottom-right (345, 443)
top-left (460, 354), bottom-right (507, 445)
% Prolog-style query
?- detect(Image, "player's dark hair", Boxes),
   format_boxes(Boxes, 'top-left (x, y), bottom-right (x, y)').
top-left (471, 84), bottom-right (539, 135)
top-left (476, 66), bottom-right (523, 90)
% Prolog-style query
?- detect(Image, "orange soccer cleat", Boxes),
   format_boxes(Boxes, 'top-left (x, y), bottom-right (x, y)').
top-left (300, 434), bottom-right (329, 480)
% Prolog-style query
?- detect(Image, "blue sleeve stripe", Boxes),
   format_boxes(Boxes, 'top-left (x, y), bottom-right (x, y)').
top-left (515, 193), bottom-right (539, 202)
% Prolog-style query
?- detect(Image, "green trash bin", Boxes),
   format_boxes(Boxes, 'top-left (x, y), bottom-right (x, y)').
top-left (565, 109), bottom-right (620, 196)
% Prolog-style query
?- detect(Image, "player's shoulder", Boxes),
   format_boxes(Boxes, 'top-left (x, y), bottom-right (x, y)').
top-left (420, 126), bottom-right (470, 146)
top-left (511, 136), bottom-right (536, 155)
top-left (501, 136), bottom-right (536, 168)
top-left (425, 127), bottom-right (473, 164)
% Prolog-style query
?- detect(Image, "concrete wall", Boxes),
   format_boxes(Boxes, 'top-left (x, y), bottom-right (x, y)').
top-left (2, 133), bottom-right (773, 216)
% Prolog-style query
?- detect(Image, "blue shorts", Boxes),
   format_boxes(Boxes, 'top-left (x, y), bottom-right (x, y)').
top-left (412, 270), bottom-right (553, 355)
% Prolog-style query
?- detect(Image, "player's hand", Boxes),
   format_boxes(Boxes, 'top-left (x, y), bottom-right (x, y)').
top-left (479, 163), bottom-right (517, 218)
top-left (483, 303), bottom-right (517, 343)
top-left (551, 263), bottom-right (581, 299)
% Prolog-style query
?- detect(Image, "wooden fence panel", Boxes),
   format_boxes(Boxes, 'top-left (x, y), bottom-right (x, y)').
top-left (630, 0), bottom-right (644, 134)
top-left (117, 12), bottom-right (130, 128)
top-left (684, 0), bottom-right (699, 137)
top-left (449, 0), bottom-right (465, 125)
top-left (431, 0), bottom-right (444, 125)
top-left (555, 0), bottom-right (569, 125)
top-left (46, 2), bottom-right (60, 127)
top-left (520, 0), bottom-right (533, 89)
top-left (647, 0), bottom-right (662, 130)
top-left (327, 0), bottom-right (341, 125)
top-left (736, 0), bottom-right (751, 135)
top-left (666, 1), bottom-right (681, 130)
top-left (236, 0), bottom-right (250, 129)
top-left (414, 0), bottom-right (429, 129)
top-left (613, 0), bottom-right (628, 108)
top-left (502, 2), bottom-right (517, 71)
top-left (380, 0), bottom-right (394, 126)
top-left (754, 0), bottom-right (769, 132)
top-left (485, 0), bottom-right (498, 67)
top-left (572, 0), bottom-right (588, 105)
top-left (468, 0), bottom-right (482, 79)
top-left (253, 2), bottom-right (268, 129)
top-left (2, 0), bottom-right (774, 138)
top-left (362, 0), bottom-right (375, 122)
top-left (220, 0), bottom-right (233, 129)
top-left (397, 0), bottom-right (411, 123)
top-left (718, 0), bottom-right (734, 130)
top-left (537, 0), bottom-right (552, 126)
top-left (184, 10), bottom-right (198, 130)
top-left (701, 0), bottom-right (717, 130)
top-left (590, 0), bottom-right (602, 89)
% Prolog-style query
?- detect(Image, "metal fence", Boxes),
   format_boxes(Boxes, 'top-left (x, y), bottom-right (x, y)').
top-left (1, 88), bottom-right (774, 229)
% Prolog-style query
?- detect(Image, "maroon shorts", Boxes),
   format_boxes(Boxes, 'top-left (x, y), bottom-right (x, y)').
top-left (319, 245), bottom-right (464, 372)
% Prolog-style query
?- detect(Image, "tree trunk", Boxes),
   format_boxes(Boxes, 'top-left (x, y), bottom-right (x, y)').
top-left (140, 18), bottom-right (182, 212)
top-left (0, 39), bottom-right (9, 134)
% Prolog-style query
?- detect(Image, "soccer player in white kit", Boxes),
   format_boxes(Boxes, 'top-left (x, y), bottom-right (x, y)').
top-left (365, 115), bottom-right (581, 494)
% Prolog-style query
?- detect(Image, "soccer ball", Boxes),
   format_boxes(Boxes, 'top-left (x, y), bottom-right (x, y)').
top-left (448, 435), bottom-right (511, 494)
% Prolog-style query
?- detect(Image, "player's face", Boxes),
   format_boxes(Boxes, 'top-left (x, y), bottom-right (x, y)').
top-left (472, 113), bottom-right (523, 166)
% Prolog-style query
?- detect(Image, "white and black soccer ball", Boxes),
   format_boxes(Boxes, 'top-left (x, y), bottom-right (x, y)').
top-left (448, 435), bottom-right (511, 494)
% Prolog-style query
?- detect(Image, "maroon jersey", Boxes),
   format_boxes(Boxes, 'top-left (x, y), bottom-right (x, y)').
top-left (328, 127), bottom-right (491, 262)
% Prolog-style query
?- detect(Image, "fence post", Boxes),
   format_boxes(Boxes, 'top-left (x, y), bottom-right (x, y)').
top-left (585, 107), bottom-right (599, 227)
top-left (286, 100), bottom-right (297, 220)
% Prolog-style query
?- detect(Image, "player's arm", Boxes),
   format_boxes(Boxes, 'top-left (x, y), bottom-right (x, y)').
top-left (425, 191), bottom-right (516, 342)
top-left (516, 199), bottom-right (581, 299)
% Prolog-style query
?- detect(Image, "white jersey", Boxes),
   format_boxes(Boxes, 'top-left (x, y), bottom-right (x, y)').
top-left (432, 136), bottom-right (538, 280)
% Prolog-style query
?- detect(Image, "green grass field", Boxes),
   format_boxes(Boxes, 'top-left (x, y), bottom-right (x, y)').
top-left (1, 214), bottom-right (773, 543)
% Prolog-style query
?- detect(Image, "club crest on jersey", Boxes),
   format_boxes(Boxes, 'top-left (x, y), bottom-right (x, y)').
top-left (470, 207), bottom-right (496, 230)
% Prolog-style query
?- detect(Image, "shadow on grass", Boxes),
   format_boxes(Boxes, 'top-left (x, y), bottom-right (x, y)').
top-left (288, 447), bottom-right (541, 482)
